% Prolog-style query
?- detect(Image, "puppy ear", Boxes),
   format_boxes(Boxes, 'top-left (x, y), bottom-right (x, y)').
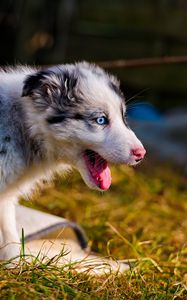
top-left (22, 72), bottom-right (43, 97)
top-left (22, 69), bottom-right (78, 111)
top-left (22, 71), bottom-right (60, 97)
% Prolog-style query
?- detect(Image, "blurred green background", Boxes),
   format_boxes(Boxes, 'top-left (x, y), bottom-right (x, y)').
top-left (0, 0), bottom-right (187, 110)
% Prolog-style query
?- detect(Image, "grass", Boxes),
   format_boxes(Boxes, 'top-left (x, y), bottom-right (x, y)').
top-left (0, 160), bottom-right (187, 299)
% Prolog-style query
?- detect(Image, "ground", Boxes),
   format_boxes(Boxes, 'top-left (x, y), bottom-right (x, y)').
top-left (0, 160), bottom-right (187, 299)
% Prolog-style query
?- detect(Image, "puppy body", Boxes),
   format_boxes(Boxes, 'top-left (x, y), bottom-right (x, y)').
top-left (0, 63), bottom-right (145, 260)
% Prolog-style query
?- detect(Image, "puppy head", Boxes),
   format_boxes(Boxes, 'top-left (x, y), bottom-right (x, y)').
top-left (22, 62), bottom-right (145, 191)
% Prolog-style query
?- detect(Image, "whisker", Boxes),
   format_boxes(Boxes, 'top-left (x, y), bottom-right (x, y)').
top-left (127, 101), bottom-right (151, 111)
top-left (125, 88), bottom-right (150, 105)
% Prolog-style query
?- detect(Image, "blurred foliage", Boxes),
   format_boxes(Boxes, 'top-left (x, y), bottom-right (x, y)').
top-left (0, 0), bottom-right (187, 109)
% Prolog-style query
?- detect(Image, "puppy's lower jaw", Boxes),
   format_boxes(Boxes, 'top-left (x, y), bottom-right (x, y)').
top-left (77, 148), bottom-right (144, 190)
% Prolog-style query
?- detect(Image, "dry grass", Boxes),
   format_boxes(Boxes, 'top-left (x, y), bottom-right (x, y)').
top-left (0, 161), bottom-right (187, 299)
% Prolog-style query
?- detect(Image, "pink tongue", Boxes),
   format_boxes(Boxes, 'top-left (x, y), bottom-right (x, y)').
top-left (94, 155), bottom-right (112, 190)
top-left (97, 165), bottom-right (111, 190)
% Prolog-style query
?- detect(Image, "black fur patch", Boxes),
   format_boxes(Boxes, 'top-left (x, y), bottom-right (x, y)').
top-left (0, 146), bottom-right (7, 154)
top-left (61, 70), bottom-right (77, 92)
top-left (109, 81), bottom-right (124, 98)
top-left (22, 71), bottom-right (48, 97)
top-left (47, 112), bottom-right (84, 124)
top-left (22, 69), bottom-right (79, 109)
top-left (4, 136), bottom-right (11, 142)
top-left (47, 115), bottom-right (66, 124)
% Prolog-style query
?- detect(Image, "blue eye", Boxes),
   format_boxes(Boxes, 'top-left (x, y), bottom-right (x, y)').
top-left (96, 116), bottom-right (108, 125)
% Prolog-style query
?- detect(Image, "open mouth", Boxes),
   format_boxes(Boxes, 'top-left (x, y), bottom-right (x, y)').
top-left (83, 149), bottom-right (112, 190)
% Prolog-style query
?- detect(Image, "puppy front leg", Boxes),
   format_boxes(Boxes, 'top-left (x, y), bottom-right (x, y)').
top-left (0, 199), bottom-right (20, 261)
